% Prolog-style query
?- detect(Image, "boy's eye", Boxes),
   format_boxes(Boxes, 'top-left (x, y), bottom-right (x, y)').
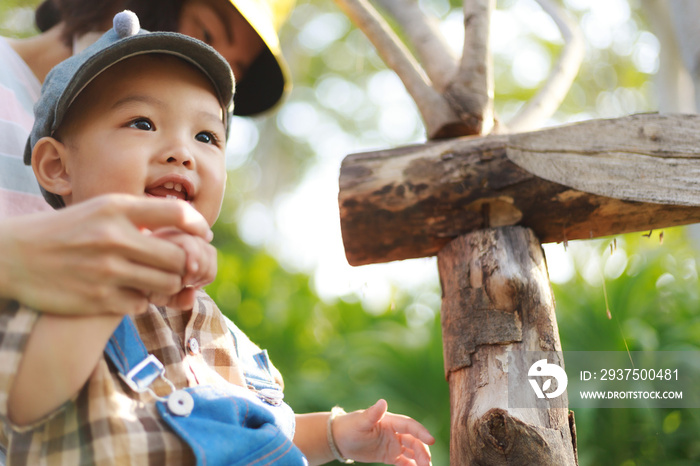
top-left (195, 131), bottom-right (218, 145)
top-left (129, 118), bottom-right (153, 131)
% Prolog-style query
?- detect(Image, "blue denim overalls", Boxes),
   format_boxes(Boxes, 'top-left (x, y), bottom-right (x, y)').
top-left (104, 317), bottom-right (308, 466)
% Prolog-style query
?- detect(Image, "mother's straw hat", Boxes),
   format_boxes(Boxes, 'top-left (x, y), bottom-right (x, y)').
top-left (229, 0), bottom-right (293, 116)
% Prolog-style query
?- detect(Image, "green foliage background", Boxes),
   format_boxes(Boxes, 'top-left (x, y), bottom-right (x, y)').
top-left (554, 229), bottom-right (700, 465)
top-left (4, 0), bottom-right (700, 464)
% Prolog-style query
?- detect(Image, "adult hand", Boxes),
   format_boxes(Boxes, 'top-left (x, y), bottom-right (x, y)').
top-left (0, 194), bottom-right (213, 315)
top-left (333, 399), bottom-right (435, 466)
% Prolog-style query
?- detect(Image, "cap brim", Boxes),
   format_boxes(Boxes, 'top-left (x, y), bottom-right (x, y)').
top-left (59, 32), bottom-right (234, 123)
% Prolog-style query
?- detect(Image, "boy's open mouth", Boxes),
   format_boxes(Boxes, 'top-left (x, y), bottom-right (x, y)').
top-left (145, 181), bottom-right (191, 201)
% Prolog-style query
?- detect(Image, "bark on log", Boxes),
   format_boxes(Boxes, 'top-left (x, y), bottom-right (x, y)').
top-left (339, 113), bottom-right (700, 266)
top-left (438, 227), bottom-right (577, 465)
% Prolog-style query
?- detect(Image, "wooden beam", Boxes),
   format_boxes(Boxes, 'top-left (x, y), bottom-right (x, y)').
top-left (339, 113), bottom-right (700, 266)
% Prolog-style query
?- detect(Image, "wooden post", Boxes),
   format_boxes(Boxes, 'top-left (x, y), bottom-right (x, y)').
top-left (438, 227), bottom-right (577, 464)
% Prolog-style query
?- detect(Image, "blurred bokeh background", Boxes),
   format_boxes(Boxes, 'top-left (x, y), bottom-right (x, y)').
top-left (4, 0), bottom-right (700, 464)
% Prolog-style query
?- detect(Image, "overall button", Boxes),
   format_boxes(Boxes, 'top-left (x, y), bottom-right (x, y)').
top-left (168, 390), bottom-right (194, 416)
top-left (187, 337), bottom-right (200, 355)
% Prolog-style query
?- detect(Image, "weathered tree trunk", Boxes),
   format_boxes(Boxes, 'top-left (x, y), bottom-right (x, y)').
top-left (438, 226), bottom-right (577, 465)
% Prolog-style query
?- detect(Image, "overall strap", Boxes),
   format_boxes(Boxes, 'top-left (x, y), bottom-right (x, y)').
top-left (105, 318), bottom-right (308, 465)
top-left (104, 316), bottom-right (167, 394)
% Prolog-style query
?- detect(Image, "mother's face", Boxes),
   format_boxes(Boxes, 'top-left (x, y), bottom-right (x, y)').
top-left (178, 0), bottom-right (265, 82)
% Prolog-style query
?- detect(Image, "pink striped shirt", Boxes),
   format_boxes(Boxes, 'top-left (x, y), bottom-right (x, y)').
top-left (0, 37), bottom-right (51, 218)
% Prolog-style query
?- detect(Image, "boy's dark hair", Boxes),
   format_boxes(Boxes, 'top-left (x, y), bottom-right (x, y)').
top-left (35, 0), bottom-right (183, 45)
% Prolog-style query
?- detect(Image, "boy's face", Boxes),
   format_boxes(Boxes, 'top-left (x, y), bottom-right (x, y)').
top-left (55, 55), bottom-right (227, 226)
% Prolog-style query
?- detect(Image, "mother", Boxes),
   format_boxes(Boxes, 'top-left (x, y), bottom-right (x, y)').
top-left (0, 0), bottom-right (290, 314)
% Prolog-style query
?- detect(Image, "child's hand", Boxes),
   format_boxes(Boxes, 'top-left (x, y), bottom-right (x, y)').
top-left (333, 399), bottom-right (434, 466)
top-left (147, 227), bottom-right (217, 310)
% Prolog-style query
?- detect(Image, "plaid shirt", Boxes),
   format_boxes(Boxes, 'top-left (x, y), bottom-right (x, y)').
top-left (0, 291), bottom-right (286, 465)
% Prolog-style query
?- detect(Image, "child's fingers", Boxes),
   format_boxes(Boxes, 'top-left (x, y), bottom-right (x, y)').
top-left (394, 455), bottom-right (429, 466)
top-left (184, 238), bottom-right (216, 287)
top-left (168, 287), bottom-right (197, 311)
top-left (194, 241), bottom-right (217, 287)
top-left (399, 434), bottom-right (432, 466)
top-left (389, 415), bottom-right (435, 445)
top-left (149, 292), bottom-right (169, 307)
top-left (146, 289), bottom-right (195, 311)
top-left (177, 236), bottom-right (203, 284)
top-left (394, 457), bottom-right (416, 466)
top-left (157, 232), bottom-right (215, 288)
top-left (394, 452), bottom-right (431, 466)
top-left (363, 399), bottom-right (388, 425)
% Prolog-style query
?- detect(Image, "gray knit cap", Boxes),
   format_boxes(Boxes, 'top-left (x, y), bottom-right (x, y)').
top-left (24, 10), bottom-right (235, 208)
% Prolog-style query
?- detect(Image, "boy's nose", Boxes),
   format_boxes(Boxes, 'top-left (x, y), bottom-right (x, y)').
top-left (162, 146), bottom-right (194, 168)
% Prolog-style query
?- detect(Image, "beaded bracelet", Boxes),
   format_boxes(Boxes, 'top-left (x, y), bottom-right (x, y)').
top-left (327, 407), bottom-right (354, 464)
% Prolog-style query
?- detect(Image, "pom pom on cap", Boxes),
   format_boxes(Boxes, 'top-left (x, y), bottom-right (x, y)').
top-left (113, 10), bottom-right (140, 38)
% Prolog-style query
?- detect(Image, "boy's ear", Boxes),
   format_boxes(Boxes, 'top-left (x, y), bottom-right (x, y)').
top-left (31, 137), bottom-right (72, 198)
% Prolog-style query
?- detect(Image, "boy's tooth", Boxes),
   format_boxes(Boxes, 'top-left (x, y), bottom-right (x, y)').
top-left (164, 181), bottom-right (174, 189)
top-left (166, 194), bottom-right (177, 199)
top-left (174, 183), bottom-right (183, 192)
